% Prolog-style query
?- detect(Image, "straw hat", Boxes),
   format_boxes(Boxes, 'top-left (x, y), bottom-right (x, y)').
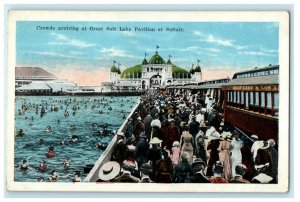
top-left (98, 161), bottom-right (120, 181)
top-left (149, 137), bottom-right (162, 145)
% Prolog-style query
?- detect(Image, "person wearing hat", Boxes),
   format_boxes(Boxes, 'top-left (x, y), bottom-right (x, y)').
top-left (143, 113), bottom-right (153, 140)
top-left (196, 108), bottom-right (206, 126)
top-left (229, 164), bottom-right (250, 183)
top-left (139, 163), bottom-right (154, 183)
top-left (194, 130), bottom-right (207, 165)
top-left (134, 132), bottom-right (150, 168)
top-left (171, 141), bottom-right (181, 166)
top-left (148, 137), bottom-right (164, 180)
top-left (209, 161), bottom-right (228, 183)
top-left (114, 164), bottom-right (140, 183)
top-left (133, 117), bottom-right (145, 142)
top-left (180, 124), bottom-right (194, 165)
top-left (189, 114), bottom-right (200, 139)
top-left (231, 131), bottom-right (244, 177)
top-left (186, 158), bottom-right (210, 183)
top-left (123, 144), bottom-right (139, 178)
top-left (98, 161), bottom-right (121, 182)
top-left (253, 140), bottom-right (273, 179)
top-left (172, 152), bottom-right (193, 183)
top-left (218, 132), bottom-right (232, 181)
top-left (124, 118), bottom-right (134, 140)
top-left (165, 119), bottom-right (181, 151)
top-left (206, 127), bottom-right (221, 177)
top-left (111, 131), bottom-right (128, 165)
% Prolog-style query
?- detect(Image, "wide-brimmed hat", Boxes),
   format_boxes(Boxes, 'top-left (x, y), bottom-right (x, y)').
top-left (149, 137), bottom-right (162, 145)
top-left (98, 161), bottom-right (120, 181)
top-left (251, 134), bottom-right (259, 140)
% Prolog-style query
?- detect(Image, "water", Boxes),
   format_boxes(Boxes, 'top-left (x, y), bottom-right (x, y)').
top-left (14, 96), bottom-right (139, 182)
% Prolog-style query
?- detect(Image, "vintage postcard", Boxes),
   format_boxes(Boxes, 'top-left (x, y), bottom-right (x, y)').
top-left (6, 10), bottom-right (289, 192)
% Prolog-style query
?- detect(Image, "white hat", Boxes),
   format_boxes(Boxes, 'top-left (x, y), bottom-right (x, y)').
top-left (98, 161), bottom-right (120, 181)
top-left (251, 134), bottom-right (259, 139)
top-left (172, 141), bottom-right (180, 147)
top-left (149, 137), bottom-right (162, 144)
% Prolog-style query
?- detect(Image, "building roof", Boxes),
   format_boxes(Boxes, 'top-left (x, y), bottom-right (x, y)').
top-left (111, 64), bottom-right (120, 74)
top-left (194, 65), bottom-right (201, 72)
top-left (148, 52), bottom-right (166, 64)
top-left (120, 64), bottom-right (143, 79)
top-left (15, 67), bottom-right (57, 80)
top-left (142, 58), bottom-right (148, 65)
top-left (232, 65), bottom-right (279, 79)
top-left (222, 75), bottom-right (279, 86)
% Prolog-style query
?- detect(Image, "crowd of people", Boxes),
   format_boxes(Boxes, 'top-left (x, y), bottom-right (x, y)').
top-left (96, 89), bottom-right (278, 184)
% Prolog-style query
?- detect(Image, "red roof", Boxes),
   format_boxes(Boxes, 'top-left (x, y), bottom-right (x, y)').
top-left (15, 67), bottom-right (57, 80)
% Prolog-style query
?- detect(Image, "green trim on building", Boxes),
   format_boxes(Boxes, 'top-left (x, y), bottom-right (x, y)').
top-left (148, 53), bottom-right (166, 64)
top-left (120, 64), bottom-right (143, 78)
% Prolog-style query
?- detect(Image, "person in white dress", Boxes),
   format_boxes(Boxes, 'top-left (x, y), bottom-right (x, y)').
top-left (230, 131), bottom-right (244, 177)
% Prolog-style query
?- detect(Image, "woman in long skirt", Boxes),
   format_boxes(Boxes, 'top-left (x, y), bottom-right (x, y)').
top-left (180, 125), bottom-right (194, 164)
top-left (231, 132), bottom-right (244, 177)
top-left (218, 132), bottom-right (232, 181)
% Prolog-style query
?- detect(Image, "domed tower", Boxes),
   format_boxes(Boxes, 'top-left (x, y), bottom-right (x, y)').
top-left (110, 60), bottom-right (121, 84)
top-left (192, 60), bottom-right (202, 82)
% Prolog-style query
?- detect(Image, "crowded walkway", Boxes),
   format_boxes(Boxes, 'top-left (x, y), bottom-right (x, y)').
top-left (97, 89), bottom-right (278, 184)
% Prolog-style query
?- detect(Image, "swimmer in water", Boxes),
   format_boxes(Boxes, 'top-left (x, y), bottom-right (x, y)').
top-left (47, 146), bottom-right (55, 158)
top-left (70, 135), bottom-right (79, 143)
top-left (20, 159), bottom-right (29, 171)
top-left (44, 125), bottom-right (52, 133)
top-left (63, 158), bottom-right (70, 169)
top-left (37, 177), bottom-right (45, 182)
top-left (72, 171), bottom-right (81, 182)
top-left (38, 160), bottom-right (47, 172)
top-left (17, 129), bottom-right (25, 137)
top-left (49, 170), bottom-right (69, 182)
top-left (39, 139), bottom-right (45, 145)
top-left (60, 140), bottom-right (65, 145)
top-left (57, 119), bottom-right (60, 124)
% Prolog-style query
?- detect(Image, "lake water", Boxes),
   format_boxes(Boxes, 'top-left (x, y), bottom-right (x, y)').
top-left (14, 96), bottom-right (139, 182)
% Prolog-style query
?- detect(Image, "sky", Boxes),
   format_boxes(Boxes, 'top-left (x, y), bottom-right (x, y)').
top-left (16, 21), bottom-right (279, 86)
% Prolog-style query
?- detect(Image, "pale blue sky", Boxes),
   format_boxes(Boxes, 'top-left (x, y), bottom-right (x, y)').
top-left (16, 21), bottom-right (279, 73)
